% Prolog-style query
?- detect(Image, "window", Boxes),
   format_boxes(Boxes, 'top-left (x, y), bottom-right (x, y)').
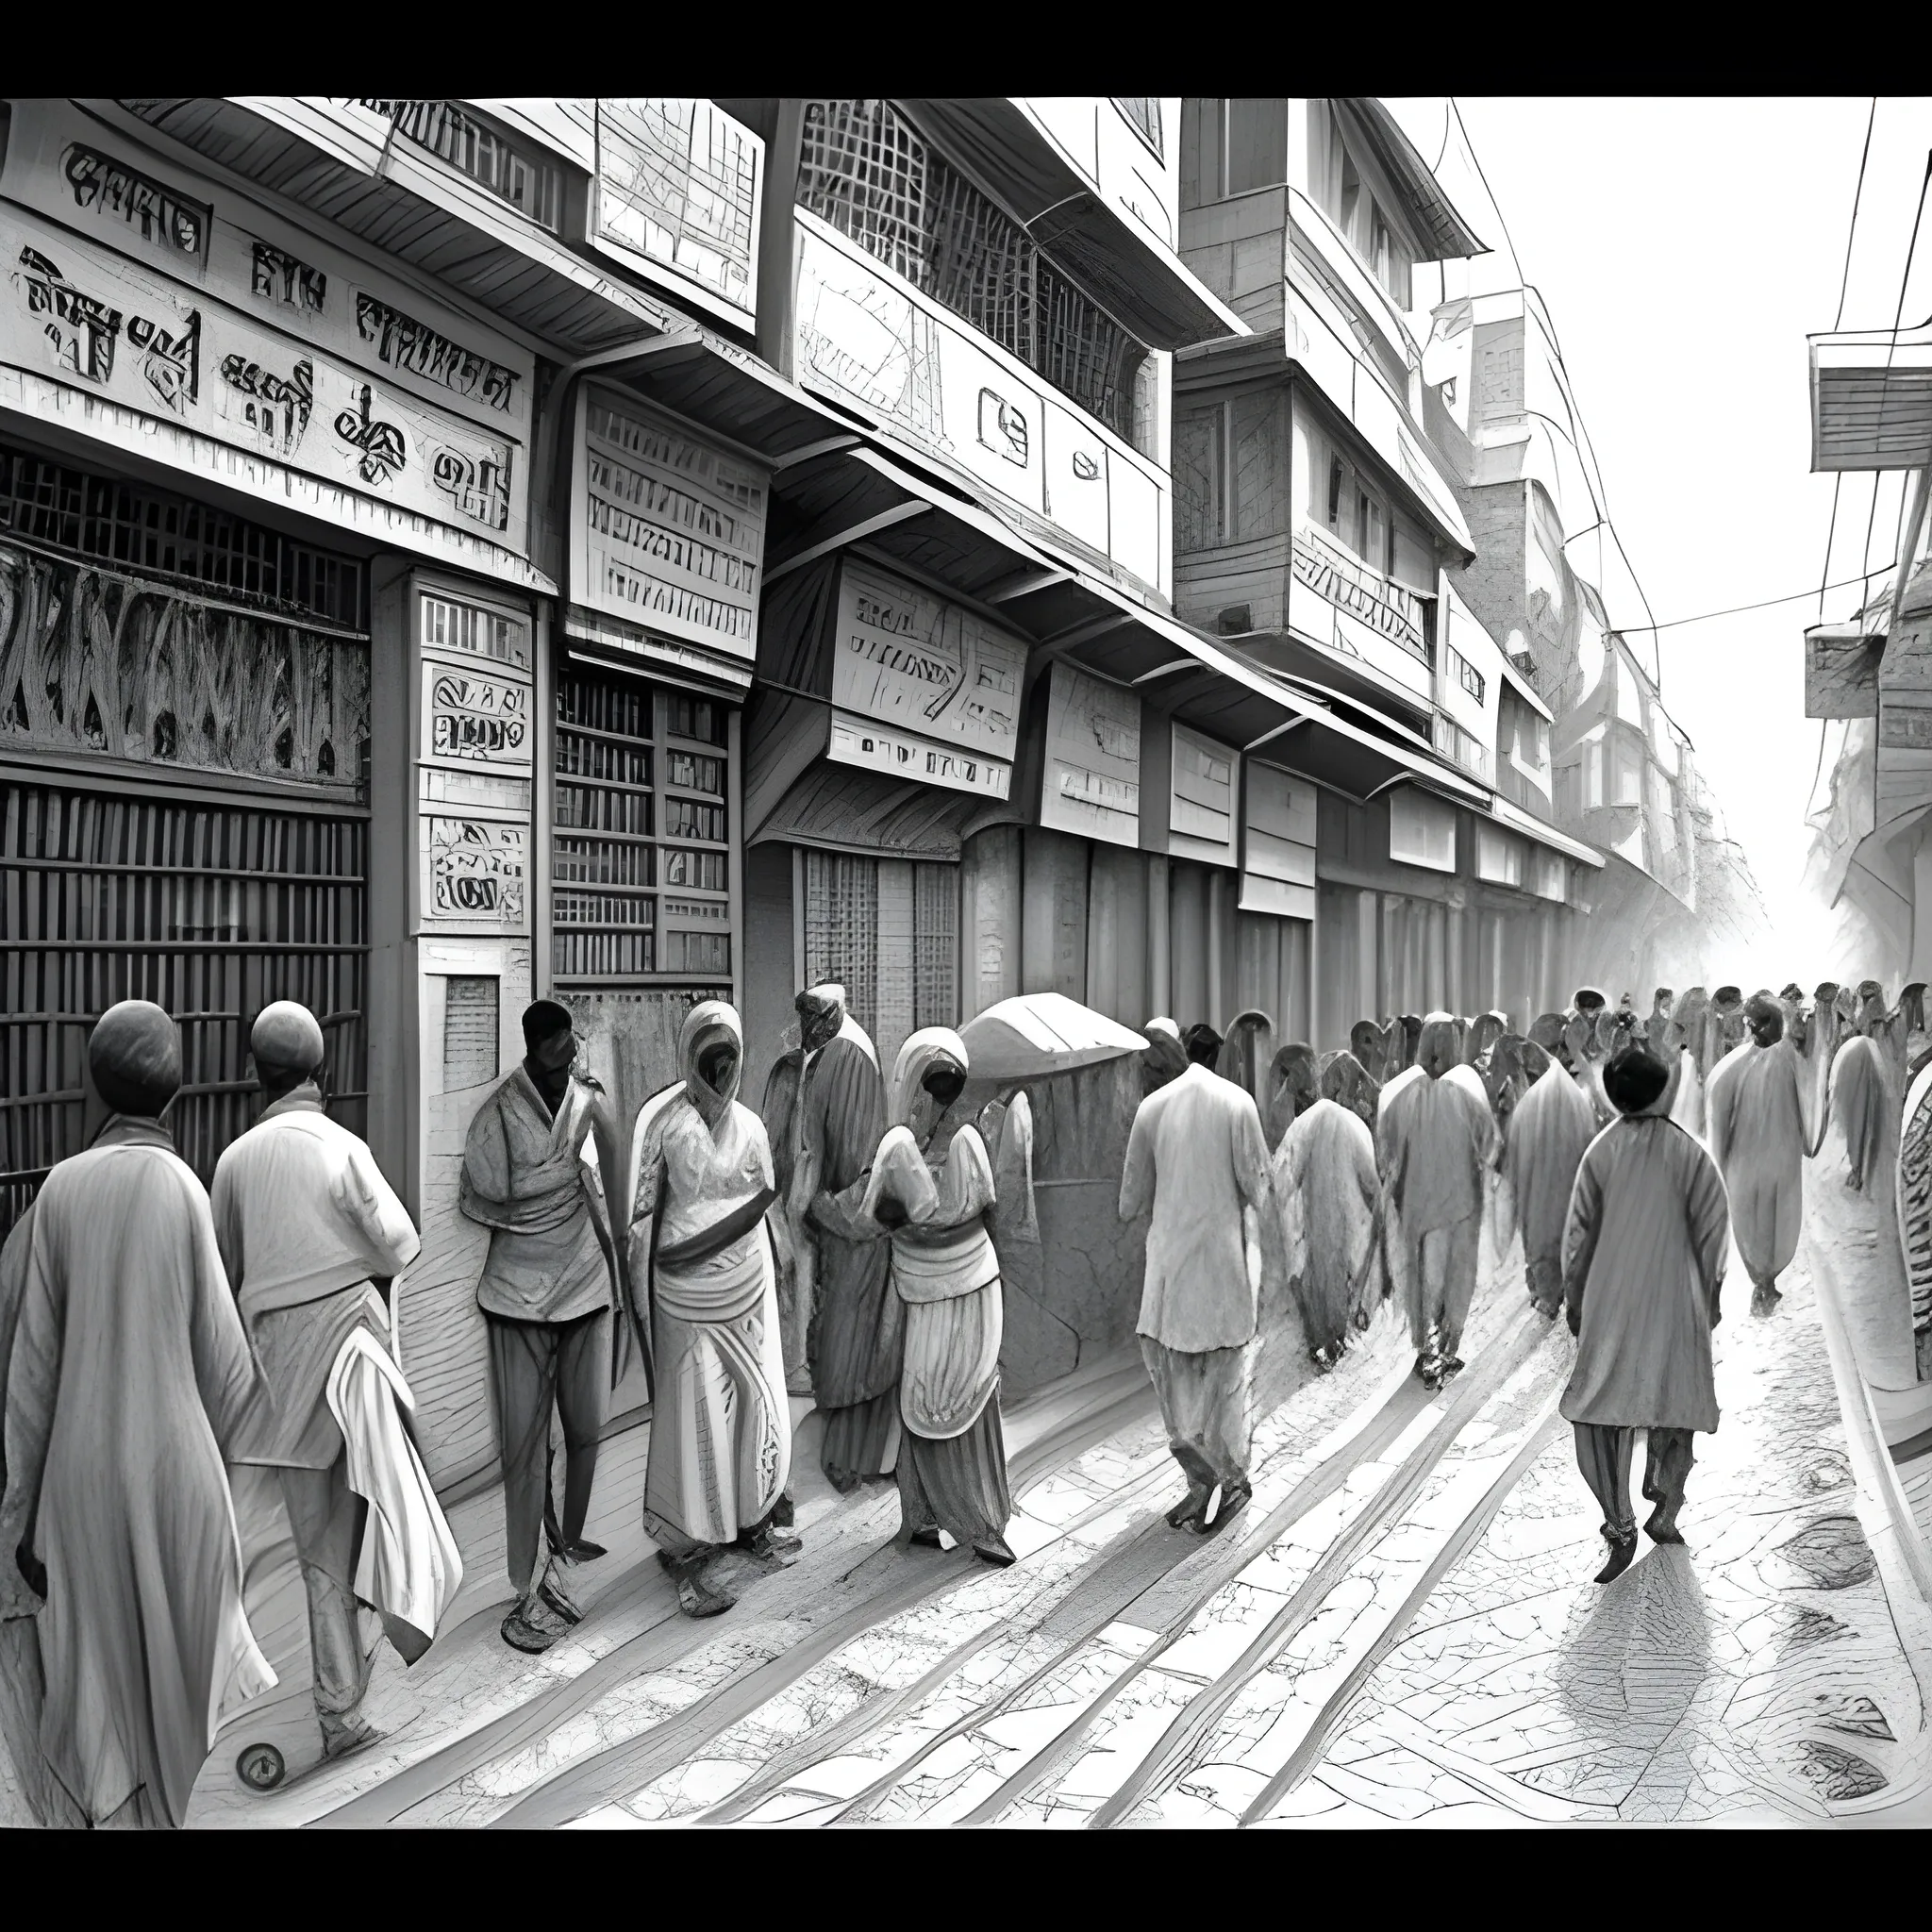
top-left (1445, 644), bottom-right (1485, 704)
top-left (1583, 740), bottom-right (1606, 808)
top-left (797, 99), bottom-right (1149, 443)
top-left (1389, 788), bottom-right (1457, 873)
top-left (1114, 99), bottom-right (1164, 160)
top-left (1182, 99), bottom-right (1287, 206)
top-left (355, 101), bottom-right (564, 231)
top-left (422, 592), bottom-right (528, 669)
top-left (1530, 850), bottom-right (1567, 902)
top-left (1613, 735), bottom-right (1643, 807)
top-left (1431, 710), bottom-right (1489, 781)
top-left (1309, 102), bottom-right (1414, 308)
top-left (1307, 417), bottom-right (1431, 590)
top-left (802, 852), bottom-right (958, 1058)
top-left (1173, 391), bottom-right (1287, 551)
top-left (1475, 827), bottom-right (1524, 888)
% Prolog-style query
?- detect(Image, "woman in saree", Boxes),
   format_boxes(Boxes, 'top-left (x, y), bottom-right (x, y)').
top-left (629, 1002), bottom-right (796, 1619)
top-left (838, 1028), bottom-right (1016, 1567)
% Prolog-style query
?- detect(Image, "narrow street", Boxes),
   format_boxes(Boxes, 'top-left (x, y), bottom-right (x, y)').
top-left (168, 1111), bottom-right (1932, 1832)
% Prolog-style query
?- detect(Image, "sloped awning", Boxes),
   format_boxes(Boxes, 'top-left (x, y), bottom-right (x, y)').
top-left (1488, 794), bottom-right (1604, 869)
top-left (958, 992), bottom-right (1149, 1081)
top-left (1335, 99), bottom-right (1488, 263)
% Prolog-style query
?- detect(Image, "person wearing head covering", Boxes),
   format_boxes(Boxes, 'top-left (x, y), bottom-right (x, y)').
top-left (855, 1029), bottom-right (1017, 1562)
top-left (1217, 1010), bottom-right (1274, 1112)
top-left (1142, 1017), bottom-right (1190, 1095)
top-left (1571, 988), bottom-right (1607, 1025)
top-left (212, 1002), bottom-right (458, 1763)
top-left (1710, 987), bottom-right (1746, 1068)
top-left (1324, 1046), bottom-right (1381, 1132)
top-left (1273, 1051), bottom-right (1378, 1370)
top-left (1350, 1020), bottom-right (1391, 1087)
top-left (1705, 992), bottom-right (1814, 1316)
top-left (1560, 1044), bottom-right (1729, 1584)
top-left (1829, 981), bottom-right (1905, 1193)
top-left (1666, 988), bottom-right (1711, 1136)
top-left (1263, 1041), bottom-right (1319, 1155)
top-left (1498, 1026), bottom-right (1600, 1319)
top-left (1639, 989), bottom-right (1674, 1058)
top-left (1444, 1015), bottom-right (1499, 1124)
top-left (1371, 1014), bottom-right (1499, 1389)
top-left (1561, 1010), bottom-right (1614, 1128)
top-left (1122, 1021), bottom-right (1271, 1534)
top-left (789, 984), bottom-right (900, 1493)
top-left (1529, 1011), bottom-right (1569, 1060)
top-left (459, 999), bottom-right (629, 1653)
top-left (1396, 1015), bottom-right (1424, 1074)
top-left (0, 1001), bottom-right (275, 1826)
top-left (630, 1003), bottom-right (795, 1617)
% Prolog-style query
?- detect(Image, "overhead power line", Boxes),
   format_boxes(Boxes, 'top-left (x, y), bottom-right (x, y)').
top-left (1626, 572), bottom-right (1899, 635)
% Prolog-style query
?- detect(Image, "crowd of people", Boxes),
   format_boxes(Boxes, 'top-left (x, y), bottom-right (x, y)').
top-left (0, 969), bottom-right (1922, 1826)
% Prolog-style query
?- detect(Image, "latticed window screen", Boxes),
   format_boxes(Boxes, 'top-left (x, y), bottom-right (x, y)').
top-left (354, 101), bottom-right (563, 231)
top-left (797, 100), bottom-right (1147, 444)
top-left (803, 852), bottom-right (879, 1035)
top-left (912, 861), bottom-right (958, 1031)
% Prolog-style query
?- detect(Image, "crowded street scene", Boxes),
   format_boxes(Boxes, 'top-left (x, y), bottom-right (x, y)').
top-left (3, 93), bottom-right (1932, 1832)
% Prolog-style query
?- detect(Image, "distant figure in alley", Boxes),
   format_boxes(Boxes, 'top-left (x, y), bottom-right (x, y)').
top-left (1705, 991), bottom-right (1814, 1317)
top-left (630, 1002), bottom-right (797, 1619)
top-left (1273, 1046), bottom-right (1378, 1370)
top-left (1560, 1044), bottom-right (1730, 1583)
top-left (1122, 1021), bottom-right (1272, 1535)
top-left (460, 1001), bottom-right (631, 1655)
top-left (213, 1002), bottom-right (460, 1763)
top-left (1500, 1031), bottom-right (1599, 1319)
top-left (0, 1001), bottom-right (275, 1827)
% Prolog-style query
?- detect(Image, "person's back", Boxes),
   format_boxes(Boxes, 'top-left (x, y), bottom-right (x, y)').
top-left (1124, 1061), bottom-right (1268, 1354)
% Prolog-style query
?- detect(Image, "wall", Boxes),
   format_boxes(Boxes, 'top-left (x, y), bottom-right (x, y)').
top-left (741, 841), bottom-right (796, 1110)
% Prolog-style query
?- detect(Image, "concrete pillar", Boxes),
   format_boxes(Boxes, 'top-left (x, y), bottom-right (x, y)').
top-left (1147, 853), bottom-right (1171, 1019)
top-left (1088, 842), bottom-right (1149, 1024)
top-left (874, 857), bottom-right (915, 1071)
top-left (1022, 826), bottom-right (1088, 1000)
top-left (961, 824), bottom-right (1022, 1020)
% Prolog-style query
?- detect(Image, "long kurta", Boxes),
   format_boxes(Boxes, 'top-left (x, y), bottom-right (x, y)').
top-left (1560, 1108), bottom-right (1731, 1431)
top-left (1707, 1038), bottom-right (1808, 1283)
top-left (1376, 1064), bottom-right (1497, 1343)
top-left (1831, 1035), bottom-right (1888, 1188)
top-left (1273, 1097), bottom-right (1377, 1355)
top-left (1499, 1061), bottom-right (1598, 1306)
top-left (0, 1122), bottom-right (275, 1827)
top-left (799, 1020), bottom-right (900, 1476)
top-left (633, 1083), bottom-right (791, 1553)
top-left (1122, 1063), bottom-right (1271, 1355)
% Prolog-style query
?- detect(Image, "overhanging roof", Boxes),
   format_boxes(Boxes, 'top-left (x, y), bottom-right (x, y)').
top-left (1336, 99), bottom-right (1487, 264)
top-left (897, 99), bottom-right (1248, 352)
top-left (1811, 323), bottom-right (1932, 473)
top-left (1489, 794), bottom-right (1604, 869)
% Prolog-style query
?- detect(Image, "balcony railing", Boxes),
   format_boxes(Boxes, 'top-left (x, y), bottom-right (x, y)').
top-left (1431, 708), bottom-right (1490, 782)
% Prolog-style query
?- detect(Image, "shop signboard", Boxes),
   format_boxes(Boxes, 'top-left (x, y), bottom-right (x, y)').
top-left (1040, 661), bottom-right (1141, 847)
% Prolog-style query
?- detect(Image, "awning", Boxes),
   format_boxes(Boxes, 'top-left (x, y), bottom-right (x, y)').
top-left (1494, 652), bottom-right (1554, 723)
top-left (896, 99), bottom-right (1249, 352)
top-left (1810, 322), bottom-right (1932, 473)
top-left (1335, 100), bottom-right (1488, 263)
top-left (958, 992), bottom-right (1148, 1080)
top-left (1489, 793), bottom-right (1604, 869)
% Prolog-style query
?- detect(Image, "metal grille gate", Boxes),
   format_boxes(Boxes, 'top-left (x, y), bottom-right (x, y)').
top-left (1, 778), bottom-right (368, 1234)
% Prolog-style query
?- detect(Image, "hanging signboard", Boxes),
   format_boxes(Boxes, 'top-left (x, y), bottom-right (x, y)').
top-left (792, 211), bottom-right (1168, 597)
top-left (832, 556), bottom-right (1026, 765)
top-left (0, 101), bottom-right (533, 558)
top-left (1040, 661), bottom-right (1141, 846)
top-left (1169, 723), bottom-right (1239, 868)
top-left (419, 661), bottom-right (533, 773)
top-left (591, 98), bottom-right (761, 329)
top-left (1241, 761), bottom-right (1315, 918)
top-left (828, 710), bottom-right (1011, 800)
top-left (570, 383), bottom-right (770, 668)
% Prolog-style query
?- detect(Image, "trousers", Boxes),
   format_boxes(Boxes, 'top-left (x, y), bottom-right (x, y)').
top-left (279, 1458), bottom-right (373, 1733)
top-left (1574, 1423), bottom-right (1696, 1538)
top-left (487, 1308), bottom-right (609, 1597)
top-left (1389, 1214), bottom-right (1482, 1357)
top-left (1140, 1338), bottom-right (1252, 1492)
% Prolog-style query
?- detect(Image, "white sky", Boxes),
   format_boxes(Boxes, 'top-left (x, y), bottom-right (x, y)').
top-left (1386, 97), bottom-right (1932, 980)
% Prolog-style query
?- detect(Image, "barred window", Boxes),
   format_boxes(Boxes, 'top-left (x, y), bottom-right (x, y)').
top-left (798, 99), bottom-right (1149, 446)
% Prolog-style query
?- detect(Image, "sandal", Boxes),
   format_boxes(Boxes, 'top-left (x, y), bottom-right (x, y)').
top-left (673, 1561), bottom-right (737, 1620)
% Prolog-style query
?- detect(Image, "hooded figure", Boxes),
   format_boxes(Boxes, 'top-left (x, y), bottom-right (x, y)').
top-left (1350, 1020), bottom-right (1391, 1087)
top-left (791, 984), bottom-right (899, 1492)
top-left (0, 1001), bottom-right (275, 1827)
top-left (1706, 993), bottom-right (1813, 1314)
top-left (1565, 1012), bottom-right (1614, 1128)
top-left (1142, 1017), bottom-right (1190, 1095)
top-left (1711, 988), bottom-right (1747, 1067)
top-left (631, 1002), bottom-right (796, 1618)
top-left (1373, 1013), bottom-right (1499, 1388)
top-left (1573, 988), bottom-right (1607, 1024)
top-left (1831, 983), bottom-right (1901, 1192)
top-left (1499, 1035), bottom-right (1602, 1318)
top-left (1484, 1035), bottom-right (1534, 1141)
top-left (1322, 1050), bottom-right (1381, 1134)
top-left (1263, 1042), bottom-right (1320, 1156)
top-left (1217, 1010), bottom-right (1274, 1111)
top-left (1273, 1064), bottom-right (1378, 1369)
top-left (1560, 1045), bottom-right (1729, 1584)
top-left (1667, 987), bottom-right (1711, 1136)
top-left (1529, 1012), bottom-right (1569, 1061)
top-left (847, 1028), bottom-right (1013, 1566)
top-left (213, 1001), bottom-right (457, 1764)
top-left (1122, 1021), bottom-right (1271, 1534)
top-left (1641, 989), bottom-right (1675, 1057)
top-left (1397, 1015), bottom-right (1424, 1073)
top-left (1443, 1016), bottom-right (1496, 1125)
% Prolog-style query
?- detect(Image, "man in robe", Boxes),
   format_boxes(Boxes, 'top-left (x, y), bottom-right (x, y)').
top-left (631, 1003), bottom-right (795, 1618)
top-left (1484, 1035), bottom-right (1534, 1141)
top-left (1830, 986), bottom-right (1904, 1193)
top-left (793, 985), bottom-right (900, 1492)
top-left (1374, 1014), bottom-right (1500, 1389)
top-left (0, 1001), bottom-right (275, 1827)
top-left (1640, 989), bottom-right (1674, 1057)
top-left (1121, 1023), bottom-right (1271, 1534)
top-left (1143, 1017), bottom-right (1190, 1094)
top-left (1667, 988), bottom-right (1712, 1136)
top-left (1530, 1011), bottom-right (1570, 1065)
top-left (1217, 1011), bottom-right (1274, 1110)
top-left (1706, 992), bottom-right (1812, 1317)
top-left (1274, 1054), bottom-right (1378, 1369)
top-left (1572, 988), bottom-right (1607, 1029)
top-left (1566, 1012), bottom-right (1614, 1127)
top-left (1499, 1031), bottom-right (1600, 1319)
top-left (1560, 1045), bottom-right (1729, 1583)
top-left (460, 1001), bottom-right (630, 1655)
top-left (213, 1003), bottom-right (459, 1762)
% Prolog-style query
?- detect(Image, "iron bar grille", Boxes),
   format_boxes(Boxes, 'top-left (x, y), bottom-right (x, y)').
top-left (552, 665), bottom-right (732, 986)
top-left (0, 445), bottom-right (367, 632)
top-left (797, 99), bottom-right (1147, 444)
top-left (354, 100), bottom-right (564, 232)
top-left (1, 781), bottom-right (368, 1235)
top-left (802, 851), bottom-right (958, 1044)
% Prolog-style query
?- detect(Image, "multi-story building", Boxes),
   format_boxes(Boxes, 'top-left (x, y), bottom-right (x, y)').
top-left (1171, 97), bottom-right (1603, 1038)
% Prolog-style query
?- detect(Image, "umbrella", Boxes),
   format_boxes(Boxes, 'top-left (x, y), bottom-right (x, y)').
top-left (958, 992), bottom-right (1149, 1082)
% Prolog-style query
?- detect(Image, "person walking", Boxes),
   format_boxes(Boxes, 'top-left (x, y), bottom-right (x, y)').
top-left (1120, 1023), bottom-right (1272, 1534)
top-left (1560, 1045), bottom-right (1730, 1582)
